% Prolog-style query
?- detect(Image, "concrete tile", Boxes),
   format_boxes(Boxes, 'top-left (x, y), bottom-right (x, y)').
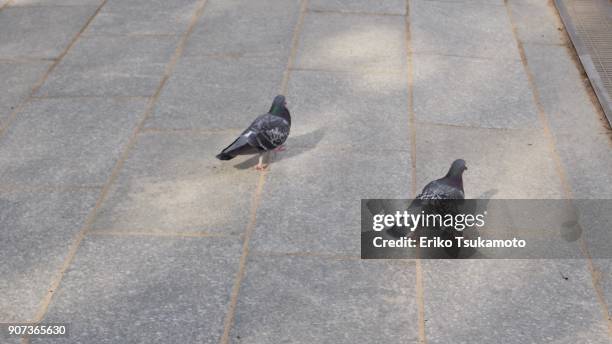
top-left (0, 190), bottom-right (99, 322)
top-left (414, 54), bottom-right (540, 129)
top-left (522, 44), bottom-right (603, 134)
top-left (553, 131), bottom-right (612, 199)
top-left (231, 255), bottom-right (417, 343)
top-left (249, 68), bottom-right (411, 255)
top-left (0, 61), bottom-right (50, 127)
top-left (85, 0), bottom-right (200, 35)
top-left (33, 236), bottom-right (241, 343)
top-left (0, 98), bottom-right (146, 186)
top-left (286, 69), bottom-right (410, 149)
top-left (575, 200), bottom-right (612, 259)
top-left (10, 0), bottom-right (102, 5)
top-left (411, 0), bottom-right (518, 60)
top-left (422, 259), bottom-right (610, 344)
top-left (3, 336), bottom-right (20, 344)
top-left (145, 56), bottom-right (284, 130)
top-left (507, 0), bottom-right (564, 45)
top-left (91, 131), bottom-right (260, 235)
top-left (295, 12), bottom-right (406, 72)
top-left (592, 259), bottom-right (612, 316)
top-left (251, 148), bottom-right (411, 255)
top-left (522, 44), bottom-right (612, 198)
top-left (309, 0), bottom-right (405, 14)
top-left (0, 6), bottom-right (96, 59)
top-left (417, 0), bottom-right (504, 4)
top-left (415, 123), bottom-right (564, 199)
top-left (184, 0), bottom-right (300, 66)
top-left (36, 36), bottom-right (179, 97)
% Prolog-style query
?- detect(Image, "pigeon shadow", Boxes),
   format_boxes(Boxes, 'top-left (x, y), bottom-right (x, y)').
top-left (232, 154), bottom-right (262, 170)
top-left (232, 128), bottom-right (326, 169)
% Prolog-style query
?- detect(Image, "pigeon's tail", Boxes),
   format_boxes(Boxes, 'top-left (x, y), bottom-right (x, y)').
top-left (216, 152), bottom-right (235, 160)
top-left (217, 135), bottom-right (258, 161)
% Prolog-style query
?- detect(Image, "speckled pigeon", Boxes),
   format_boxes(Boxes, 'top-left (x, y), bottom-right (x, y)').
top-left (417, 159), bottom-right (467, 200)
top-left (387, 159), bottom-right (468, 239)
top-left (216, 95), bottom-right (291, 170)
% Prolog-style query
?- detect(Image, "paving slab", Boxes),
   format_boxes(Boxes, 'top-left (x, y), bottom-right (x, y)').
top-left (32, 235), bottom-right (241, 344)
top-left (592, 259), bottom-right (612, 317)
top-left (91, 131), bottom-right (259, 235)
top-left (0, 6), bottom-right (96, 59)
top-left (249, 65), bottom-right (412, 255)
top-left (416, 123), bottom-right (564, 199)
top-left (522, 43), bottom-right (603, 134)
top-left (230, 255), bottom-right (417, 343)
top-left (251, 147), bottom-right (411, 255)
top-left (183, 0), bottom-right (300, 66)
top-left (295, 11), bottom-right (405, 72)
top-left (9, 0), bottom-right (102, 5)
top-left (507, 0), bottom-right (564, 45)
top-left (413, 53), bottom-right (540, 129)
top-left (0, 190), bottom-right (99, 322)
top-left (85, 0), bottom-right (200, 36)
top-left (410, 0), bottom-right (518, 60)
top-left (415, 0), bottom-right (504, 4)
top-left (145, 56), bottom-right (284, 130)
top-left (552, 130), bottom-right (612, 199)
top-left (422, 259), bottom-right (610, 344)
top-left (0, 98), bottom-right (146, 186)
top-left (522, 43), bottom-right (612, 198)
top-left (36, 35), bottom-right (179, 97)
top-left (309, 0), bottom-right (405, 15)
top-left (286, 69), bottom-right (410, 149)
top-left (0, 61), bottom-right (50, 127)
top-left (575, 200), bottom-right (612, 260)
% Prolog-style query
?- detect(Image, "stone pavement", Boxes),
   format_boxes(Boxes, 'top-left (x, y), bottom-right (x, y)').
top-left (0, 0), bottom-right (611, 343)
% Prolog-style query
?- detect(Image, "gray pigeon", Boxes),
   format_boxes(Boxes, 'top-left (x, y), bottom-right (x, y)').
top-left (387, 159), bottom-right (468, 239)
top-left (416, 159), bottom-right (467, 200)
top-left (216, 95), bottom-right (290, 170)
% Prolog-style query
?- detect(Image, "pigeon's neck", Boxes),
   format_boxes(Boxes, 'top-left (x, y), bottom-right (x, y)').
top-left (270, 106), bottom-right (291, 124)
top-left (444, 174), bottom-right (464, 189)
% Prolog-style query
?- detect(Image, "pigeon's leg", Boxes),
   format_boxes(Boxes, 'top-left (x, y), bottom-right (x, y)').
top-left (273, 145), bottom-right (286, 152)
top-left (254, 154), bottom-right (268, 171)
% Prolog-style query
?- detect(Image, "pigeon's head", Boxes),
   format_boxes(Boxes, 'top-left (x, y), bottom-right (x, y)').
top-left (447, 159), bottom-right (468, 178)
top-left (269, 95), bottom-right (290, 123)
top-left (271, 95), bottom-right (287, 109)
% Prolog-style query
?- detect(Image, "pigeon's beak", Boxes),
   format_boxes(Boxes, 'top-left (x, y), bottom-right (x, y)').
top-left (464, 166), bottom-right (468, 171)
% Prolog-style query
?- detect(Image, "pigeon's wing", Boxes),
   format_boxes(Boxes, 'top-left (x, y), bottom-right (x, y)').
top-left (216, 114), bottom-right (268, 160)
top-left (216, 132), bottom-right (260, 160)
top-left (245, 114), bottom-right (290, 151)
top-left (417, 180), bottom-right (464, 200)
top-left (241, 114), bottom-right (266, 135)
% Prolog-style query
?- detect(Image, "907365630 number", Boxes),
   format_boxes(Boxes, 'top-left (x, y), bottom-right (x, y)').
top-left (2, 323), bottom-right (69, 338)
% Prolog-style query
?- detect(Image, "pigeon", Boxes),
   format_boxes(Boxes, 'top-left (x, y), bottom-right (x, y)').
top-left (416, 159), bottom-right (467, 200)
top-left (362, 160), bottom-right (469, 258)
top-left (216, 95), bottom-right (291, 170)
top-left (386, 159), bottom-right (468, 239)
top-left (416, 159), bottom-right (468, 257)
